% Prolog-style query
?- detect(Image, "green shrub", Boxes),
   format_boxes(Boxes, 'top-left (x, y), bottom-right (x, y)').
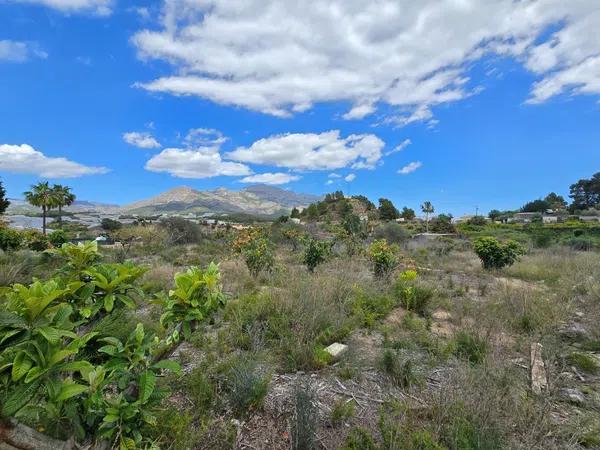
top-left (373, 222), bottom-right (410, 244)
top-left (351, 290), bottom-right (396, 328)
top-left (472, 236), bottom-right (525, 269)
top-left (531, 231), bottom-right (553, 248)
top-left (394, 271), bottom-right (433, 316)
top-left (149, 407), bottom-right (198, 450)
top-left (380, 349), bottom-right (420, 388)
top-left (302, 238), bottom-right (333, 272)
top-left (330, 398), bottom-right (355, 426)
top-left (567, 352), bottom-right (598, 374)
top-left (441, 403), bottom-right (502, 450)
top-left (566, 236), bottom-right (594, 251)
top-left (158, 217), bottom-right (203, 245)
top-left (291, 381), bottom-right (318, 450)
top-left (368, 239), bottom-right (399, 279)
top-left (184, 367), bottom-right (216, 411)
top-left (232, 230), bottom-right (275, 277)
top-left (453, 332), bottom-right (487, 365)
top-left (0, 227), bottom-right (23, 251)
top-left (340, 428), bottom-right (378, 450)
top-left (21, 229), bottom-right (50, 251)
top-left (224, 357), bottom-right (270, 418)
top-left (48, 229), bottom-right (68, 247)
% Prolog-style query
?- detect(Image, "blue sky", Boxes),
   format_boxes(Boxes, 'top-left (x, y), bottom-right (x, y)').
top-left (1, 0), bottom-right (599, 216)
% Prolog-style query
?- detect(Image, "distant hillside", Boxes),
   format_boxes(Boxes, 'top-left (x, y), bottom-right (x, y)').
top-left (6, 185), bottom-right (320, 218)
top-left (6, 199), bottom-right (120, 215)
top-left (124, 185), bottom-right (321, 217)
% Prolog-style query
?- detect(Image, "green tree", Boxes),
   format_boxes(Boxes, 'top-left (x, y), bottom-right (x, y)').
top-left (0, 178), bottom-right (10, 215)
top-left (488, 209), bottom-right (502, 221)
top-left (421, 201), bottom-right (434, 232)
top-left (569, 172), bottom-right (600, 211)
top-left (51, 184), bottom-right (76, 225)
top-left (400, 207), bottom-right (415, 220)
top-left (24, 182), bottom-right (54, 235)
top-left (378, 198), bottom-right (399, 221)
top-left (290, 207), bottom-right (300, 218)
top-left (521, 199), bottom-right (549, 213)
top-left (544, 192), bottom-right (567, 210)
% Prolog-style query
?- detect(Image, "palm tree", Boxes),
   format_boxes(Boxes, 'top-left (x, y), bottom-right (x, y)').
top-left (421, 201), bottom-right (434, 233)
top-left (24, 182), bottom-right (54, 235)
top-left (51, 184), bottom-right (76, 225)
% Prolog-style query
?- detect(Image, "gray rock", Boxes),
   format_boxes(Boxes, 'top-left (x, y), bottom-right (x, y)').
top-left (530, 343), bottom-right (547, 394)
top-left (559, 322), bottom-right (589, 341)
top-left (325, 343), bottom-right (348, 360)
top-left (559, 388), bottom-right (586, 405)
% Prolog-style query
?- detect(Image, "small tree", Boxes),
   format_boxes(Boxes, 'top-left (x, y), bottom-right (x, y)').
top-left (421, 201), bottom-right (434, 232)
top-left (101, 217), bottom-right (123, 232)
top-left (368, 239), bottom-right (399, 279)
top-left (0, 178), bottom-right (10, 215)
top-left (232, 229), bottom-right (275, 277)
top-left (400, 207), bottom-right (415, 221)
top-left (24, 181), bottom-right (54, 235)
top-left (302, 238), bottom-right (332, 273)
top-left (378, 198), bottom-right (399, 221)
top-left (472, 237), bottom-right (525, 269)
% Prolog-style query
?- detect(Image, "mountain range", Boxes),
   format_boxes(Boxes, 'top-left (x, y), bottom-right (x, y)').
top-left (7, 185), bottom-right (321, 218)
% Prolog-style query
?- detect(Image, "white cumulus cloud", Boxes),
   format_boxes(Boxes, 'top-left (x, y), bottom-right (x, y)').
top-left (240, 172), bottom-right (300, 185)
top-left (123, 132), bottom-right (161, 149)
top-left (132, 0), bottom-right (600, 123)
top-left (0, 143), bottom-right (108, 178)
top-left (8, 0), bottom-right (113, 15)
top-left (345, 173), bottom-right (356, 182)
top-left (0, 40), bottom-right (47, 62)
top-left (145, 147), bottom-right (251, 179)
top-left (226, 131), bottom-right (384, 171)
top-left (398, 161), bottom-right (422, 175)
top-left (385, 139), bottom-right (412, 156)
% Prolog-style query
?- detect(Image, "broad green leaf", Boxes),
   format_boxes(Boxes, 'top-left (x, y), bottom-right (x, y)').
top-left (1, 379), bottom-right (41, 416)
top-left (138, 370), bottom-right (156, 404)
top-left (56, 382), bottom-right (88, 401)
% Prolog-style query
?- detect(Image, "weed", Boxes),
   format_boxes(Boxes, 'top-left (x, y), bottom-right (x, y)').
top-left (453, 332), bottom-right (487, 365)
top-left (330, 398), bottom-right (355, 426)
top-left (223, 357), bottom-right (270, 418)
top-left (567, 352), bottom-right (598, 374)
top-left (291, 381), bottom-right (318, 450)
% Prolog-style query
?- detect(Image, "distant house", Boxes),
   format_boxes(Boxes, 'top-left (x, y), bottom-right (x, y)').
top-left (510, 212), bottom-right (541, 223)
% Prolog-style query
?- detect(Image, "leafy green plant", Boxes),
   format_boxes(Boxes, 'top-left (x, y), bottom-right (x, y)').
top-left (21, 229), bottom-right (50, 251)
top-left (472, 237), bottom-right (525, 269)
top-left (368, 239), bottom-right (399, 279)
top-left (0, 227), bottom-right (23, 252)
top-left (82, 262), bottom-right (146, 318)
top-left (157, 263), bottom-right (225, 340)
top-left (394, 271), bottom-right (434, 316)
top-left (302, 238), bottom-right (333, 273)
top-left (51, 240), bottom-right (101, 275)
top-left (232, 229), bottom-right (275, 277)
top-left (48, 229), bottom-right (68, 247)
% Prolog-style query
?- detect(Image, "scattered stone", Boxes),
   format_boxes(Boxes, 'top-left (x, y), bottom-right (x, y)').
top-left (530, 343), bottom-right (548, 394)
top-left (559, 388), bottom-right (586, 406)
top-left (325, 343), bottom-right (348, 361)
top-left (559, 322), bottom-right (589, 341)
